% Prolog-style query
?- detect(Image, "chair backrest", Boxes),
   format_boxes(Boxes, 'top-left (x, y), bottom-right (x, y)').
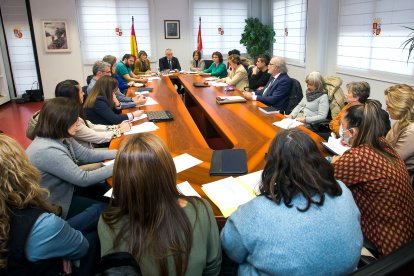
top-left (97, 252), bottom-right (142, 276)
top-left (324, 75), bottom-right (346, 118)
top-left (286, 78), bottom-right (303, 114)
top-left (86, 74), bottom-right (93, 85)
top-left (204, 59), bottom-right (213, 69)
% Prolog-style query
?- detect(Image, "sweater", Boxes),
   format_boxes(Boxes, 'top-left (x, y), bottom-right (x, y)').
top-left (221, 181), bottom-right (362, 275)
top-left (98, 198), bottom-right (222, 276)
top-left (26, 137), bottom-right (116, 218)
top-left (289, 93), bottom-right (329, 123)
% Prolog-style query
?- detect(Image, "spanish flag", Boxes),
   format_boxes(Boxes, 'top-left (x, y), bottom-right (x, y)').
top-left (197, 17), bottom-right (203, 52)
top-left (131, 16), bottom-right (138, 59)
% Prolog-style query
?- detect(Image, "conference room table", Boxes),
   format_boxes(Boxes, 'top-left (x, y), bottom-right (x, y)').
top-left (110, 73), bottom-right (327, 227)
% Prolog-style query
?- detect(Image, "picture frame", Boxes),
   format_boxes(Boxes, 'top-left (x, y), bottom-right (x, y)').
top-left (164, 20), bottom-right (180, 39)
top-left (42, 21), bottom-right (70, 52)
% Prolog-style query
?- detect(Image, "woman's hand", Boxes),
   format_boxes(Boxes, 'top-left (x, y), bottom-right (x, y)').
top-left (132, 95), bottom-right (147, 105)
top-left (118, 121), bottom-right (132, 133)
top-left (127, 81), bottom-right (135, 87)
top-left (132, 110), bottom-right (144, 119)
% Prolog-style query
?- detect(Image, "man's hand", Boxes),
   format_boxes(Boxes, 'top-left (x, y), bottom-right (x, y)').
top-left (243, 92), bottom-right (254, 100)
top-left (132, 95), bottom-right (147, 105)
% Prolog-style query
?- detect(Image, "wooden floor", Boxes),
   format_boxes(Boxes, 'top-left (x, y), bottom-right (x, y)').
top-left (0, 100), bottom-right (44, 149)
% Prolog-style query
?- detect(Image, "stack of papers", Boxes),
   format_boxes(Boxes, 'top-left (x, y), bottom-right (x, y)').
top-left (321, 136), bottom-right (351, 156)
top-left (138, 97), bottom-right (158, 106)
top-left (176, 181), bottom-right (201, 197)
top-left (208, 81), bottom-right (228, 87)
top-left (273, 118), bottom-right (304, 129)
top-left (124, 122), bottom-right (159, 135)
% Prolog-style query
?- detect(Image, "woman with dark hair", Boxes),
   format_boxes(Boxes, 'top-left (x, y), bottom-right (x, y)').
top-left (221, 129), bottom-right (362, 275)
top-left (26, 79), bottom-right (131, 148)
top-left (199, 51), bottom-right (227, 78)
top-left (216, 54), bottom-right (249, 90)
top-left (98, 133), bottom-right (222, 275)
top-left (26, 97), bottom-right (116, 219)
top-left (0, 134), bottom-right (88, 275)
top-left (84, 76), bottom-right (144, 125)
top-left (190, 50), bottom-right (205, 71)
top-left (385, 84), bottom-right (414, 182)
top-left (133, 50), bottom-right (152, 75)
top-left (333, 100), bottom-right (414, 256)
top-left (329, 81), bottom-right (370, 137)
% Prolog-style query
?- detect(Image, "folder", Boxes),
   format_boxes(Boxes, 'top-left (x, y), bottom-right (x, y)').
top-left (209, 149), bottom-right (248, 176)
top-left (193, 82), bottom-right (210, 87)
top-left (215, 96), bottom-right (247, 104)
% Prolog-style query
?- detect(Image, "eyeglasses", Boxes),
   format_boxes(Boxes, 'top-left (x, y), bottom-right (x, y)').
top-left (268, 63), bottom-right (277, 67)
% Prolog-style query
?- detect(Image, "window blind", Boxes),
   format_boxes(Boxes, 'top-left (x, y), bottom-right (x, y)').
top-left (337, 0), bottom-right (414, 81)
top-left (1, 0), bottom-right (38, 94)
top-left (272, 0), bottom-right (307, 65)
top-left (76, 0), bottom-right (151, 65)
top-left (192, 0), bottom-right (248, 57)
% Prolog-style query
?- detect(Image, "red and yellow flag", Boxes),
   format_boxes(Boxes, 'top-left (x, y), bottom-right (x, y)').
top-left (131, 16), bottom-right (138, 59)
top-left (197, 17), bottom-right (203, 52)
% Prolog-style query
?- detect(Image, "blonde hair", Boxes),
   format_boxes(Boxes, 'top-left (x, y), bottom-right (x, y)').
top-left (305, 71), bottom-right (326, 93)
top-left (0, 134), bottom-right (57, 268)
top-left (384, 84), bottom-right (414, 136)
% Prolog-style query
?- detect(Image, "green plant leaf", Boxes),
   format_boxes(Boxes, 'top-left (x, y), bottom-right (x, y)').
top-left (240, 17), bottom-right (275, 59)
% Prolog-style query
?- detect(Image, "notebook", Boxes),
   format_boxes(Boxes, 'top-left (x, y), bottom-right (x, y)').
top-left (259, 106), bottom-right (279, 114)
top-left (215, 96), bottom-right (247, 104)
top-left (209, 149), bottom-right (248, 176)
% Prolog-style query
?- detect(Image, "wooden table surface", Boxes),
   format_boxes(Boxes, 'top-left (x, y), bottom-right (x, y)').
top-left (111, 74), bottom-right (327, 226)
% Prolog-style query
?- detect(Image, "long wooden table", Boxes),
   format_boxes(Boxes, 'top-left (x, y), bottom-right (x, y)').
top-left (110, 74), bottom-right (327, 227)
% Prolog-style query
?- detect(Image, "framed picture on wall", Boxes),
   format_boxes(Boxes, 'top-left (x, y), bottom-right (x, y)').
top-left (42, 21), bottom-right (70, 52)
top-left (164, 20), bottom-right (180, 39)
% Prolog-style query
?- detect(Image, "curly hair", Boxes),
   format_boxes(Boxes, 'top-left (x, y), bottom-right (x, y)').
top-left (0, 134), bottom-right (57, 268)
top-left (384, 84), bottom-right (414, 136)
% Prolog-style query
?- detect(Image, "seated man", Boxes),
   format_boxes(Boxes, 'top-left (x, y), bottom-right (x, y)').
top-left (159, 48), bottom-right (183, 92)
top-left (243, 56), bottom-right (292, 113)
top-left (248, 54), bottom-right (271, 91)
top-left (115, 54), bottom-right (147, 91)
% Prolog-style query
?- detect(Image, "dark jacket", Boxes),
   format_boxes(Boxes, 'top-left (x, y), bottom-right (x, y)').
top-left (84, 96), bottom-right (128, 125)
top-left (159, 56), bottom-right (181, 71)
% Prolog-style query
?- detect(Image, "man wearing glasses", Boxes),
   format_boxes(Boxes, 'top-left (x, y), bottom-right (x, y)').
top-left (243, 56), bottom-right (292, 113)
top-left (86, 61), bottom-right (112, 95)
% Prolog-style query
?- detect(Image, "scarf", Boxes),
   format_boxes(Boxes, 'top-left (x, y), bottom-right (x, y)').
top-left (306, 90), bottom-right (325, 102)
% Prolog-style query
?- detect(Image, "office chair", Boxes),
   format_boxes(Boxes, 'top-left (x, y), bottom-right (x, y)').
top-left (204, 59), bottom-right (213, 69)
top-left (285, 78), bottom-right (303, 115)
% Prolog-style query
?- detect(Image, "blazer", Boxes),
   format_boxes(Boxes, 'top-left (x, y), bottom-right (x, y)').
top-left (133, 59), bottom-right (151, 75)
top-left (190, 59), bottom-right (205, 71)
top-left (225, 64), bottom-right (249, 91)
top-left (255, 73), bottom-right (292, 112)
top-left (159, 56), bottom-right (181, 71)
top-left (84, 96), bottom-right (129, 125)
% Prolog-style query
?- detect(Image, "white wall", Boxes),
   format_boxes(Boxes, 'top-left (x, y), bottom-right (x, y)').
top-left (29, 0), bottom-right (84, 99)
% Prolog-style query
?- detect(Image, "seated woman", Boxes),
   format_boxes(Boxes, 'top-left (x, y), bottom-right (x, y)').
top-left (26, 79), bottom-right (131, 149)
top-left (189, 50), bottom-right (205, 71)
top-left (133, 50), bottom-right (152, 75)
top-left (221, 128), bottom-right (362, 275)
top-left (0, 134), bottom-right (88, 275)
top-left (84, 76), bottom-right (143, 125)
top-left (98, 133), bottom-right (222, 275)
top-left (332, 100), bottom-right (414, 256)
top-left (216, 54), bottom-right (249, 91)
top-left (26, 97), bottom-right (116, 220)
top-left (385, 84), bottom-right (414, 183)
top-left (329, 81), bottom-right (370, 137)
top-left (199, 51), bottom-right (227, 78)
top-left (289, 71), bottom-right (329, 124)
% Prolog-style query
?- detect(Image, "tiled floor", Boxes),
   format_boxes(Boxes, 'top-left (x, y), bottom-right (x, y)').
top-left (0, 100), bottom-right (44, 149)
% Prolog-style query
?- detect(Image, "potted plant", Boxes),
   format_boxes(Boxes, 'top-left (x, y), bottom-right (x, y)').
top-left (401, 26), bottom-right (414, 62)
top-left (240, 18), bottom-right (275, 60)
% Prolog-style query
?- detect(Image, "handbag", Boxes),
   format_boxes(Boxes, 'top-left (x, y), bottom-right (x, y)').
top-left (26, 81), bottom-right (44, 102)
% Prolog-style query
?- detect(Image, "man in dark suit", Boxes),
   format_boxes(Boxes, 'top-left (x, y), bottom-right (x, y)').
top-left (243, 56), bottom-right (292, 113)
top-left (159, 48), bottom-right (183, 92)
top-left (159, 48), bottom-right (181, 72)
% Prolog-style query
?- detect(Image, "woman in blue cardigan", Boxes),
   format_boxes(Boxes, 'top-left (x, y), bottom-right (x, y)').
top-left (83, 76), bottom-right (143, 125)
top-left (221, 129), bottom-right (363, 275)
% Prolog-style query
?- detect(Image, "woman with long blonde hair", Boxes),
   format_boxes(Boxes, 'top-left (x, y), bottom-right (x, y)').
top-left (98, 133), bottom-right (221, 275)
top-left (385, 84), bottom-right (414, 182)
top-left (0, 134), bottom-right (88, 275)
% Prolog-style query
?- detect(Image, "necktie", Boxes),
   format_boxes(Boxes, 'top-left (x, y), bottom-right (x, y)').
top-left (262, 77), bottom-right (275, 96)
top-left (168, 60), bottom-right (172, 70)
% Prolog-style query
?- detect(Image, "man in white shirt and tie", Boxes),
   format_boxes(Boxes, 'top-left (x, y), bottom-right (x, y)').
top-left (243, 56), bottom-right (292, 113)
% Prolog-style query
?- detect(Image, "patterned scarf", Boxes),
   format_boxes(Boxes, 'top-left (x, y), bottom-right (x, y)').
top-left (306, 90), bottom-right (325, 102)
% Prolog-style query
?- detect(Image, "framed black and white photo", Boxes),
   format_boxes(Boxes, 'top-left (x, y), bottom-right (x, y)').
top-left (164, 20), bottom-right (180, 39)
top-left (42, 21), bottom-right (70, 52)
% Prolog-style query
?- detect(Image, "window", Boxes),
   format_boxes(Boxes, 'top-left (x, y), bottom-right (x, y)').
top-left (192, 0), bottom-right (248, 57)
top-left (337, 0), bottom-right (414, 83)
top-left (272, 0), bottom-right (307, 66)
top-left (76, 0), bottom-right (151, 64)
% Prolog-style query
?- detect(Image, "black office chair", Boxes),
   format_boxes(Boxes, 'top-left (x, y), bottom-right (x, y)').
top-left (204, 59), bottom-right (213, 69)
top-left (351, 239), bottom-right (414, 276)
top-left (285, 78), bottom-right (303, 115)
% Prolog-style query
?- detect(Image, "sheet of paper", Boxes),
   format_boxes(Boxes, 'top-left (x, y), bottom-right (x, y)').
top-left (202, 177), bottom-right (256, 217)
top-left (104, 188), bottom-right (113, 198)
top-left (236, 170), bottom-right (263, 195)
top-left (147, 76), bottom-right (160, 81)
top-left (138, 97), bottom-right (158, 106)
top-left (176, 181), bottom-right (201, 197)
top-left (322, 136), bottom-right (351, 156)
top-left (133, 83), bottom-right (144, 87)
top-left (124, 122), bottom-right (159, 135)
top-left (173, 153), bottom-right (203, 173)
top-left (130, 113), bottom-right (147, 122)
top-left (273, 118), bottom-right (304, 129)
top-left (204, 77), bottom-right (218, 81)
top-left (102, 159), bottom-right (115, 166)
top-left (208, 81), bottom-right (228, 87)
top-left (135, 91), bottom-right (150, 96)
